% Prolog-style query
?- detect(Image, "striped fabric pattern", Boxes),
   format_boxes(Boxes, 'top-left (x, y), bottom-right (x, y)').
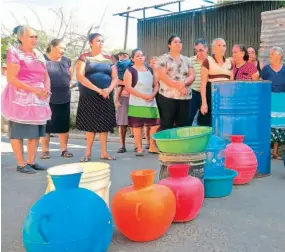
top-left (190, 56), bottom-right (202, 92)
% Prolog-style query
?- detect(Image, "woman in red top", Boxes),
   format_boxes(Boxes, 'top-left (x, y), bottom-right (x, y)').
top-left (232, 44), bottom-right (259, 80)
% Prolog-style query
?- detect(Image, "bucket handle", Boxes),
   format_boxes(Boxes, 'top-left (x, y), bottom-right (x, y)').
top-left (135, 203), bottom-right (142, 222)
top-left (38, 214), bottom-right (51, 243)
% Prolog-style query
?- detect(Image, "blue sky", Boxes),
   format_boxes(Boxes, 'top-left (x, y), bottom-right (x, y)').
top-left (1, 0), bottom-right (216, 50)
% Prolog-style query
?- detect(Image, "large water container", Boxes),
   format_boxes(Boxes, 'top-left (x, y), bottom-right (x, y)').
top-left (212, 81), bottom-right (271, 176)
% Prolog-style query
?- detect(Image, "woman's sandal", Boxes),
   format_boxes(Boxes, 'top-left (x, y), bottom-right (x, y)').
top-left (136, 152), bottom-right (144, 157)
top-left (271, 154), bottom-right (282, 160)
top-left (148, 151), bottom-right (160, 154)
top-left (117, 147), bottom-right (127, 153)
top-left (61, 150), bottom-right (74, 158)
top-left (100, 155), bottom-right (116, 161)
top-left (40, 151), bottom-right (51, 159)
top-left (80, 156), bottom-right (91, 162)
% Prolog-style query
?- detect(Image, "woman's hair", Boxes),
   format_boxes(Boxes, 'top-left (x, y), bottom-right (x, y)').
top-left (194, 38), bottom-right (208, 48)
top-left (13, 25), bottom-right (29, 44)
top-left (234, 44), bottom-right (249, 61)
top-left (88, 33), bottom-right (103, 43)
top-left (167, 34), bottom-right (181, 51)
top-left (271, 46), bottom-right (283, 56)
top-left (131, 48), bottom-right (142, 59)
top-left (46, 39), bottom-right (63, 53)
top-left (212, 38), bottom-right (226, 47)
top-left (248, 47), bottom-right (257, 54)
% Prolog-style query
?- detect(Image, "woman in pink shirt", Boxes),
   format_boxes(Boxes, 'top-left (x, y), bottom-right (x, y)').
top-left (1, 26), bottom-right (51, 174)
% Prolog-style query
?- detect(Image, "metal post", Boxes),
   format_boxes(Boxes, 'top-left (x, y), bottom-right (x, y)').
top-left (202, 6), bottom-right (206, 39)
top-left (124, 13), bottom-right (129, 50)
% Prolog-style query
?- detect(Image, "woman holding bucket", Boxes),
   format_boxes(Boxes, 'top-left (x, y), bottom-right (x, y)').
top-left (199, 38), bottom-right (233, 127)
top-left (261, 46), bottom-right (285, 160)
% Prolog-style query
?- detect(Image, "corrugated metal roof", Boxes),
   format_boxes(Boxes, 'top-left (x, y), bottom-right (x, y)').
top-left (113, 0), bottom-right (184, 16)
top-left (259, 8), bottom-right (285, 63)
top-left (137, 1), bottom-right (280, 59)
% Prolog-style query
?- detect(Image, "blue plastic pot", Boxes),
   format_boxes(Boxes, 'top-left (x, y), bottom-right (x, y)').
top-left (23, 165), bottom-right (113, 252)
top-left (205, 135), bottom-right (226, 177)
top-left (204, 169), bottom-right (237, 198)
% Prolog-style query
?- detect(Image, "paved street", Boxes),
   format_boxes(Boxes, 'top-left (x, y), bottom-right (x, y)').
top-left (1, 135), bottom-right (285, 252)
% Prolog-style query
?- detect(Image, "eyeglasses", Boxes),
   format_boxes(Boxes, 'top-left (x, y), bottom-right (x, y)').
top-left (195, 49), bottom-right (205, 53)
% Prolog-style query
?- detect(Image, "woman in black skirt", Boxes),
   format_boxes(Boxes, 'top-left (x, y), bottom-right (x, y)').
top-left (40, 39), bottom-right (74, 159)
top-left (76, 33), bottom-right (118, 162)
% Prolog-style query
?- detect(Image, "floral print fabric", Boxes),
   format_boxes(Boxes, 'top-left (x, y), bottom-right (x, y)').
top-left (156, 53), bottom-right (193, 100)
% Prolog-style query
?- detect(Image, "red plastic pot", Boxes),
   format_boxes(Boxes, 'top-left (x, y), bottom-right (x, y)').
top-left (159, 164), bottom-right (204, 222)
top-left (225, 135), bottom-right (257, 185)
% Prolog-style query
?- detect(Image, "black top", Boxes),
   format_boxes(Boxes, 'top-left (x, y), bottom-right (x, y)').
top-left (44, 55), bottom-right (71, 104)
top-left (78, 52), bottom-right (113, 96)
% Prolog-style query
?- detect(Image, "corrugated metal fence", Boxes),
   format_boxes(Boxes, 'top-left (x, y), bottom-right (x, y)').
top-left (137, 1), bottom-right (280, 58)
top-left (259, 8), bottom-right (285, 64)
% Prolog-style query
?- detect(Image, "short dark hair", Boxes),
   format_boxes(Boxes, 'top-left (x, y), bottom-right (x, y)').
top-left (234, 44), bottom-right (249, 61)
top-left (46, 39), bottom-right (63, 53)
top-left (88, 33), bottom-right (103, 43)
top-left (167, 34), bottom-right (181, 51)
top-left (194, 38), bottom-right (207, 47)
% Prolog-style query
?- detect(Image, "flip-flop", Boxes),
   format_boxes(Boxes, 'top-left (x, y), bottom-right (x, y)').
top-left (61, 150), bottom-right (74, 158)
top-left (272, 155), bottom-right (282, 160)
top-left (145, 144), bottom-right (150, 150)
top-left (117, 147), bottom-right (127, 153)
top-left (100, 156), bottom-right (116, 161)
top-left (80, 156), bottom-right (91, 162)
top-left (136, 152), bottom-right (144, 157)
top-left (40, 151), bottom-right (51, 159)
top-left (148, 151), bottom-right (160, 154)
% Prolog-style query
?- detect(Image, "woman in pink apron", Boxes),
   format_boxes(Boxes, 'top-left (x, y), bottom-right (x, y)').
top-left (1, 26), bottom-right (51, 174)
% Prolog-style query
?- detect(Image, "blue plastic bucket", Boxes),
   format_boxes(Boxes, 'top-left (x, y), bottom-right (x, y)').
top-left (204, 169), bottom-right (237, 198)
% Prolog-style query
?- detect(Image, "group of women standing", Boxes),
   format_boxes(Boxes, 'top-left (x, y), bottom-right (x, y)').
top-left (2, 25), bottom-right (284, 174)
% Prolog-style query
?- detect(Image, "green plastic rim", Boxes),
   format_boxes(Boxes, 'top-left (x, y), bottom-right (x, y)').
top-left (152, 126), bottom-right (212, 142)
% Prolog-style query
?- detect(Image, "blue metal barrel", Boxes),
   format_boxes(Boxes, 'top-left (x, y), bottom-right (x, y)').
top-left (212, 81), bottom-right (272, 175)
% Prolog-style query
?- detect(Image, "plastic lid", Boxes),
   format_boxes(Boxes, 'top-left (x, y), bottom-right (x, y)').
top-left (206, 135), bottom-right (226, 151)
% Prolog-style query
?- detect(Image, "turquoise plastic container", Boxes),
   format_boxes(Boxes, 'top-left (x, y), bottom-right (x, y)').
top-left (153, 126), bottom-right (212, 154)
top-left (204, 169), bottom-right (237, 198)
top-left (23, 165), bottom-right (113, 252)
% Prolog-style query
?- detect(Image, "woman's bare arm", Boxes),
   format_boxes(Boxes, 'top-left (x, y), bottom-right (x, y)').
top-left (108, 65), bottom-right (119, 92)
top-left (152, 74), bottom-right (159, 96)
top-left (156, 66), bottom-right (185, 90)
top-left (185, 67), bottom-right (195, 86)
top-left (43, 71), bottom-right (50, 89)
top-left (76, 60), bottom-right (103, 94)
top-left (200, 66), bottom-right (209, 105)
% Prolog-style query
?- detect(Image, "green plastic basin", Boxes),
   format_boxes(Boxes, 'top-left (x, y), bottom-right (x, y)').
top-left (152, 126), bottom-right (212, 154)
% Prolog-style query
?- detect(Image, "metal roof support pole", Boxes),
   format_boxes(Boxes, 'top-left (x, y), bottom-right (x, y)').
top-left (124, 13), bottom-right (129, 50)
top-left (202, 6), bottom-right (206, 40)
top-left (192, 11), bottom-right (195, 53)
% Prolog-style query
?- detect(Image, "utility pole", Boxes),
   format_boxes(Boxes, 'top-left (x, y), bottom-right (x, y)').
top-left (123, 7), bottom-right (130, 50)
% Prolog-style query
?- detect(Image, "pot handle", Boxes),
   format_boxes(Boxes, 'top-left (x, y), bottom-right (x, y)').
top-left (175, 191), bottom-right (180, 208)
top-left (38, 214), bottom-right (50, 243)
top-left (135, 203), bottom-right (142, 222)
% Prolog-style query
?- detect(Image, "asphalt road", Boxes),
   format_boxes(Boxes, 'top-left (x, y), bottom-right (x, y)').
top-left (1, 136), bottom-right (285, 252)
